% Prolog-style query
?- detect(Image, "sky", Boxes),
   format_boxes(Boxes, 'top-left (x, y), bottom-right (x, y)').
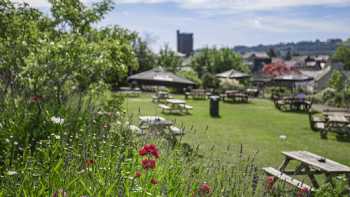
top-left (13, 0), bottom-right (350, 51)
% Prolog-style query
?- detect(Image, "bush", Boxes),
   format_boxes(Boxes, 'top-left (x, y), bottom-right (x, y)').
top-left (201, 73), bottom-right (220, 90)
top-left (219, 78), bottom-right (244, 91)
top-left (177, 70), bottom-right (202, 87)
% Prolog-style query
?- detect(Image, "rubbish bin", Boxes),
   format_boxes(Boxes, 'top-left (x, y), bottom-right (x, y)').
top-left (210, 96), bottom-right (220, 117)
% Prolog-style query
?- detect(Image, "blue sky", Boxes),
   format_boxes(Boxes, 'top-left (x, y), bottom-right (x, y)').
top-left (15, 0), bottom-right (350, 51)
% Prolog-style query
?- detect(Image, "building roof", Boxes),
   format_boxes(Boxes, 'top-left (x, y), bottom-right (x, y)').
top-left (128, 67), bottom-right (195, 87)
top-left (216, 69), bottom-right (250, 79)
top-left (300, 66), bottom-right (332, 81)
top-left (242, 52), bottom-right (270, 59)
top-left (273, 73), bottom-right (314, 82)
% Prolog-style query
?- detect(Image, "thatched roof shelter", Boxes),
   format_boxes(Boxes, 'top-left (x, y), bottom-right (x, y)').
top-left (128, 67), bottom-right (195, 88)
top-left (216, 69), bottom-right (250, 80)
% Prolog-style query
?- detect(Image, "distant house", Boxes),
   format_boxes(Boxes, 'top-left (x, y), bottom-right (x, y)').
top-left (291, 55), bottom-right (330, 70)
top-left (242, 52), bottom-right (272, 73)
top-left (300, 66), bottom-right (332, 92)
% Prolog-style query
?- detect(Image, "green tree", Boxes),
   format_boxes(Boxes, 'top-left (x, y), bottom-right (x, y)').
top-left (157, 44), bottom-right (183, 72)
top-left (328, 70), bottom-right (344, 91)
top-left (285, 50), bottom-right (292, 60)
top-left (133, 37), bottom-right (156, 72)
top-left (267, 48), bottom-right (277, 58)
top-left (191, 47), bottom-right (248, 78)
top-left (0, 0), bottom-right (138, 151)
top-left (202, 73), bottom-right (220, 89)
top-left (333, 44), bottom-right (350, 70)
top-left (176, 70), bottom-right (202, 86)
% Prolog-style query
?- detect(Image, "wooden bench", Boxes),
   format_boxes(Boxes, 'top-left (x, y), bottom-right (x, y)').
top-left (159, 104), bottom-right (171, 113)
top-left (170, 126), bottom-right (184, 135)
top-left (308, 111), bottom-right (326, 132)
top-left (263, 167), bottom-right (312, 191)
top-left (180, 104), bottom-right (193, 114)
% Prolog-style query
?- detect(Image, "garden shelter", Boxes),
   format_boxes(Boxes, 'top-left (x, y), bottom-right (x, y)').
top-left (128, 67), bottom-right (195, 89)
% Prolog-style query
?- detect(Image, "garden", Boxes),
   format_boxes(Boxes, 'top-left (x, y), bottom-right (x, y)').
top-left (1, 0), bottom-right (350, 196)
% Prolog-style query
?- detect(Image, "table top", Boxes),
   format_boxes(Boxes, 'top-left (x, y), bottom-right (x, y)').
top-left (139, 116), bottom-right (172, 126)
top-left (282, 151), bottom-right (350, 173)
top-left (166, 99), bottom-right (186, 104)
top-left (139, 116), bottom-right (165, 122)
top-left (327, 115), bottom-right (349, 123)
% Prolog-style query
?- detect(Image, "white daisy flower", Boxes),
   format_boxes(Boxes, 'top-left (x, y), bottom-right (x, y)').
top-left (50, 116), bottom-right (64, 125)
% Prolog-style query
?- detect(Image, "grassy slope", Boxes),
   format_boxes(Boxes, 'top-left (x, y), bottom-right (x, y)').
top-left (124, 93), bottom-right (350, 168)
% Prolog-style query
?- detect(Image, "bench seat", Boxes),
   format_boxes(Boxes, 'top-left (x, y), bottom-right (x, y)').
top-left (170, 126), bottom-right (184, 135)
top-left (263, 167), bottom-right (312, 191)
top-left (159, 104), bottom-right (171, 113)
top-left (129, 125), bottom-right (144, 135)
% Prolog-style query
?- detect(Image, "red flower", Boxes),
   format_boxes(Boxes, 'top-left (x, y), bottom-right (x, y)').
top-left (31, 95), bottom-right (43, 103)
top-left (139, 144), bottom-right (160, 158)
top-left (297, 187), bottom-right (310, 197)
top-left (199, 183), bottom-right (211, 194)
top-left (135, 171), bottom-right (141, 178)
top-left (85, 159), bottom-right (95, 168)
top-left (266, 176), bottom-right (275, 190)
top-left (150, 178), bottom-right (158, 185)
top-left (52, 189), bottom-right (67, 197)
top-left (141, 159), bottom-right (156, 170)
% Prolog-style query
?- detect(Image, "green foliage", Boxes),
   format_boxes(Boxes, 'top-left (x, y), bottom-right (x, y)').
top-left (328, 70), bottom-right (344, 91)
top-left (0, 0), bottom-right (136, 170)
top-left (201, 73), bottom-right (220, 90)
top-left (219, 79), bottom-right (244, 91)
top-left (133, 37), bottom-right (156, 72)
top-left (267, 48), bottom-right (277, 58)
top-left (333, 44), bottom-right (350, 70)
top-left (284, 50), bottom-right (292, 60)
top-left (191, 47), bottom-right (248, 77)
top-left (176, 70), bottom-right (202, 86)
top-left (157, 44), bottom-right (183, 72)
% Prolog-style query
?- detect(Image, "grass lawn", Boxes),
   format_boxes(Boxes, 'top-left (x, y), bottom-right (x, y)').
top-left (124, 93), bottom-right (350, 168)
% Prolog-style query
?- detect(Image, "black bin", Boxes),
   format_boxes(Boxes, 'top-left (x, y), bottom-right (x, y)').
top-left (209, 96), bottom-right (220, 117)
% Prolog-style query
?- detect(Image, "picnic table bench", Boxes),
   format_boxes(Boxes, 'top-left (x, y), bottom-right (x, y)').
top-left (223, 91), bottom-right (249, 103)
top-left (263, 151), bottom-right (350, 195)
top-left (137, 116), bottom-right (184, 136)
top-left (152, 91), bottom-right (172, 103)
top-left (185, 89), bottom-right (210, 100)
top-left (158, 99), bottom-right (193, 115)
top-left (275, 97), bottom-right (312, 112)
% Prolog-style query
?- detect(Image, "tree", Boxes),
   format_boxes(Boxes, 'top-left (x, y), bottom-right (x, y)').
top-left (0, 0), bottom-right (138, 150)
top-left (176, 70), bottom-right (202, 86)
top-left (285, 50), bottom-right (292, 60)
top-left (133, 37), bottom-right (156, 72)
top-left (333, 45), bottom-right (350, 70)
top-left (157, 44), bottom-right (182, 72)
top-left (191, 47), bottom-right (248, 78)
top-left (202, 73), bottom-right (220, 89)
top-left (267, 48), bottom-right (277, 58)
top-left (328, 70), bottom-right (344, 91)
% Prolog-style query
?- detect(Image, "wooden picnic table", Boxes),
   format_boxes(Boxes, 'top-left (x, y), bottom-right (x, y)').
top-left (152, 91), bottom-right (172, 103)
top-left (264, 151), bottom-right (350, 195)
top-left (275, 96), bottom-right (311, 112)
top-left (139, 116), bottom-right (173, 134)
top-left (164, 99), bottom-right (191, 114)
top-left (224, 91), bottom-right (248, 103)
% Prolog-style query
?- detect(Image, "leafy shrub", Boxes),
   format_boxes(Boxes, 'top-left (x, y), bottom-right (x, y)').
top-left (177, 70), bottom-right (202, 87)
top-left (201, 73), bottom-right (220, 90)
top-left (219, 78), bottom-right (244, 91)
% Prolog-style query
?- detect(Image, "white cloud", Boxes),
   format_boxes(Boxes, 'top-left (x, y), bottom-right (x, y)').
top-left (12, 0), bottom-right (49, 7)
top-left (14, 0), bottom-right (350, 10)
top-left (118, 0), bottom-right (350, 11)
top-left (237, 16), bottom-right (350, 33)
